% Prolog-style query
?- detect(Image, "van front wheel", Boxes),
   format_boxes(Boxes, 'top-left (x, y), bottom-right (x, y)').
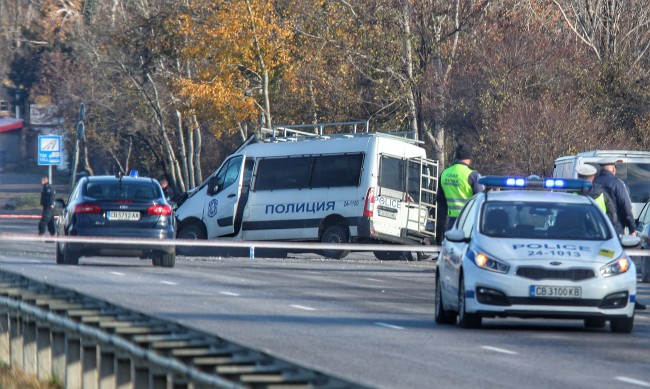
top-left (321, 225), bottom-right (350, 259)
top-left (177, 223), bottom-right (206, 256)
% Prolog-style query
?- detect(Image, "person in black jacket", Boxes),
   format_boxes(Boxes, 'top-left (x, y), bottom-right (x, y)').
top-left (38, 176), bottom-right (56, 236)
top-left (593, 158), bottom-right (636, 236)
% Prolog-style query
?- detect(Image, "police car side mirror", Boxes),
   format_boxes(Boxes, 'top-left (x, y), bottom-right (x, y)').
top-left (445, 229), bottom-right (468, 243)
top-left (620, 235), bottom-right (640, 248)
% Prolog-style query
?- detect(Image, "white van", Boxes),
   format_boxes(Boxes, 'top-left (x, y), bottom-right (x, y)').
top-left (553, 150), bottom-right (650, 218)
top-left (174, 121), bottom-right (438, 259)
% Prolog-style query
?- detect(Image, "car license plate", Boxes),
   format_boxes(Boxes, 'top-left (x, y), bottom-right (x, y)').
top-left (530, 285), bottom-right (582, 298)
top-left (377, 209), bottom-right (397, 219)
top-left (107, 211), bottom-right (140, 221)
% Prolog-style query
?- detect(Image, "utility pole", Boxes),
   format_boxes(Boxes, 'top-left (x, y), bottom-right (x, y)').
top-left (70, 103), bottom-right (85, 191)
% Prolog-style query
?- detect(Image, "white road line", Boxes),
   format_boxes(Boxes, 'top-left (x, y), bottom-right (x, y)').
top-left (290, 304), bottom-right (316, 311)
top-left (219, 291), bottom-right (240, 297)
top-left (480, 345), bottom-right (518, 355)
top-left (616, 376), bottom-right (650, 387)
top-left (110, 272), bottom-right (125, 276)
top-left (375, 322), bottom-right (404, 330)
top-left (27, 259), bottom-right (41, 263)
top-left (365, 278), bottom-right (384, 282)
top-left (160, 281), bottom-right (177, 286)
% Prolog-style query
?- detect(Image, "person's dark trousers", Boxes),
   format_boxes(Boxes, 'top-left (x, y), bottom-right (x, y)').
top-left (38, 208), bottom-right (56, 235)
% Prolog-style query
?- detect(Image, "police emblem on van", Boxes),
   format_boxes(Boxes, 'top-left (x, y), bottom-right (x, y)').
top-left (207, 199), bottom-right (218, 217)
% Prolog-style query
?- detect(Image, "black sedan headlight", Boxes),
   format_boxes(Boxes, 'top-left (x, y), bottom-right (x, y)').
top-left (468, 250), bottom-right (510, 274)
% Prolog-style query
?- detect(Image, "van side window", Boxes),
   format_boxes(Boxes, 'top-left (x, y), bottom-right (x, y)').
top-left (214, 156), bottom-right (243, 193)
top-left (256, 157), bottom-right (311, 190)
top-left (310, 153), bottom-right (363, 188)
top-left (379, 155), bottom-right (405, 192)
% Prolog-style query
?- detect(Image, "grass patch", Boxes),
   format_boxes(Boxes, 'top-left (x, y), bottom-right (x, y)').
top-left (15, 194), bottom-right (41, 210)
top-left (0, 365), bottom-right (62, 389)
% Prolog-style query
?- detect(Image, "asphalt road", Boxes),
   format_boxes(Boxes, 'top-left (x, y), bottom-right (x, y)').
top-left (1, 217), bottom-right (650, 388)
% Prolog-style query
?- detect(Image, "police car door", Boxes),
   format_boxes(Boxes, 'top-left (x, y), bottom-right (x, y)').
top-left (203, 155), bottom-right (245, 238)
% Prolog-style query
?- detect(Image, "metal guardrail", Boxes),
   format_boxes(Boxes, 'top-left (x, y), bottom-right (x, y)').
top-left (0, 269), bottom-right (370, 389)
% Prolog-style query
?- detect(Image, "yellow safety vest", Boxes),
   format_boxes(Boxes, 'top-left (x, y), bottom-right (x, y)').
top-left (594, 193), bottom-right (607, 214)
top-left (440, 163), bottom-right (474, 217)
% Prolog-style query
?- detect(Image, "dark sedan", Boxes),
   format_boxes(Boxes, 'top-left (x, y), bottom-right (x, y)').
top-left (55, 173), bottom-right (176, 267)
top-left (635, 199), bottom-right (650, 283)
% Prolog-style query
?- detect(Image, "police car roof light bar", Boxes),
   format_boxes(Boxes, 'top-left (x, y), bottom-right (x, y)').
top-left (478, 176), bottom-right (592, 191)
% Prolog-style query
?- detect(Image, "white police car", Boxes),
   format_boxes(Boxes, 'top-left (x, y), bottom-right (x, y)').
top-left (435, 176), bottom-right (640, 332)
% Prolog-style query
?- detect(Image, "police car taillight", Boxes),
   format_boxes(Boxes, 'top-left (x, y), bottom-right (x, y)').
top-left (478, 176), bottom-right (591, 191)
top-left (363, 187), bottom-right (375, 217)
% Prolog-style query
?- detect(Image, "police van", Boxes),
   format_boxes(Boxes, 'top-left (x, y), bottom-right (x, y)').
top-left (553, 150), bottom-right (650, 218)
top-left (174, 121), bottom-right (438, 259)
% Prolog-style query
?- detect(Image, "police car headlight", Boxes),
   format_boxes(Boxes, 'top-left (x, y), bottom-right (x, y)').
top-left (469, 250), bottom-right (510, 274)
top-left (600, 257), bottom-right (631, 277)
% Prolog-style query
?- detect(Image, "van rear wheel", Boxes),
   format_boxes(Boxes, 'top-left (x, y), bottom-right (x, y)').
top-left (321, 225), bottom-right (350, 259)
top-left (177, 223), bottom-right (206, 256)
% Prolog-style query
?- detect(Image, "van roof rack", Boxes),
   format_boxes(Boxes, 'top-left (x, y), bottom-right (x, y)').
top-left (259, 120), bottom-right (423, 145)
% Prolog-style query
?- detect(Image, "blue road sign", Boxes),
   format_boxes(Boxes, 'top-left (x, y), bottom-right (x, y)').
top-left (38, 135), bottom-right (62, 165)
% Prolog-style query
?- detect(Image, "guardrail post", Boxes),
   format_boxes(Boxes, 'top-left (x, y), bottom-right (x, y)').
top-left (0, 307), bottom-right (9, 366)
top-left (115, 355), bottom-right (131, 389)
top-left (9, 313), bottom-right (23, 369)
top-left (52, 330), bottom-right (66, 383)
top-left (82, 339), bottom-right (98, 389)
top-left (133, 362), bottom-right (148, 389)
top-left (99, 349), bottom-right (116, 389)
top-left (36, 325), bottom-right (52, 381)
top-left (66, 336), bottom-right (82, 389)
top-left (151, 369), bottom-right (168, 388)
top-left (23, 318), bottom-right (37, 375)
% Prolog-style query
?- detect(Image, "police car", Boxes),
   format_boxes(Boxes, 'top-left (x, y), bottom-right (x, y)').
top-left (435, 176), bottom-right (640, 333)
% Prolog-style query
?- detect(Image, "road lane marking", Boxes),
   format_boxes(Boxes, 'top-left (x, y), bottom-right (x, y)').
top-left (375, 322), bottom-right (404, 330)
top-left (27, 259), bottom-right (41, 263)
top-left (481, 346), bottom-right (518, 355)
top-left (291, 304), bottom-right (316, 311)
top-left (160, 281), bottom-right (177, 286)
top-left (365, 278), bottom-right (384, 282)
top-left (110, 272), bottom-right (125, 276)
top-left (219, 291), bottom-right (240, 297)
top-left (616, 377), bottom-right (650, 387)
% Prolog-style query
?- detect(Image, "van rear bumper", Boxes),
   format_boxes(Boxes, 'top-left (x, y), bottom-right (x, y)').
top-left (356, 217), bottom-right (426, 245)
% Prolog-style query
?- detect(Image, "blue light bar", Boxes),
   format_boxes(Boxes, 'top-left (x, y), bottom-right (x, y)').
top-left (129, 169), bottom-right (139, 178)
top-left (478, 176), bottom-right (591, 191)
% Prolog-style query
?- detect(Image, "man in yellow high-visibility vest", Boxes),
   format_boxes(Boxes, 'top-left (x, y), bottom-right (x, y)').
top-left (576, 164), bottom-right (617, 225)
top-left (436, 144), bottom-right (484, 239)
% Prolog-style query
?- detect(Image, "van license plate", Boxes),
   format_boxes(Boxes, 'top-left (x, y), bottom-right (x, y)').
top-left (377, 209), bottom-right (397, 219)
top-left (107, 211), bottom-right (140, 221)
top-left (530, 285), bottom-right (582, 298)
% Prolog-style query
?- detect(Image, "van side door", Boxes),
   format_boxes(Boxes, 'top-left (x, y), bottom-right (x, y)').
top-left (203, 155), bottom-right (246, 238)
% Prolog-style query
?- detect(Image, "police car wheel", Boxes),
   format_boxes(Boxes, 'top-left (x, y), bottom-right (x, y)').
top-left (435, 273), bottom-right (456, 325)
top-left (458, 275), bottom-right (481, 329)
top-left (373, 251), bottom-right (403, 261)
top-left (610, 316), bottom-right (634, 333)
top-left (642, 257), bottom-right (650, 283)
top-left (160, 252), bottom-right (176, 268)
top-left (321, 225), bottom-right (350, 259)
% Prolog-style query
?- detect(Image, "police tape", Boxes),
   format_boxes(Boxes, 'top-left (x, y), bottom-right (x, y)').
top-left (0, 214), bottom-right (44, 219)
top-left (0, 233), bottom-right (442, 254)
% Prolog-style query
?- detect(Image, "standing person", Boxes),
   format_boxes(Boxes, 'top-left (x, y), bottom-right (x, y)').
top-left (576, 164), bottom-right (617, 225)
top-left (160, 178), bottom-right (175, 202)
top-left (593, 157), bottom-right (636, 236)
top-left (436, 144), bottom-right (484, 238)
top-left (38, 176), bottom-right (56, 236)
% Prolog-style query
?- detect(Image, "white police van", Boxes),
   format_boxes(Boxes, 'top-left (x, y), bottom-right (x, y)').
top-left (174, 121), bottom-right (438, 259)
top-left (553, 150), bottom-right (650, 218)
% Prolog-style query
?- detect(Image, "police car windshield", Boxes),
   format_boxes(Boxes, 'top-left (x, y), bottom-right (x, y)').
top-left (481, 202), bottom-right (612, 240)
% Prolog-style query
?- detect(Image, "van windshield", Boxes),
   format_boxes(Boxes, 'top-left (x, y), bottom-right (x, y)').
top-left (615, 163), bottom-right (650, 204)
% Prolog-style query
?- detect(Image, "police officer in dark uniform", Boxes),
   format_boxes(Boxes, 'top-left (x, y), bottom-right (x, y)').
top-left (38, 176), bottom-right (56, 236)
top-left (593, 157), bottom-right (636, 236)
